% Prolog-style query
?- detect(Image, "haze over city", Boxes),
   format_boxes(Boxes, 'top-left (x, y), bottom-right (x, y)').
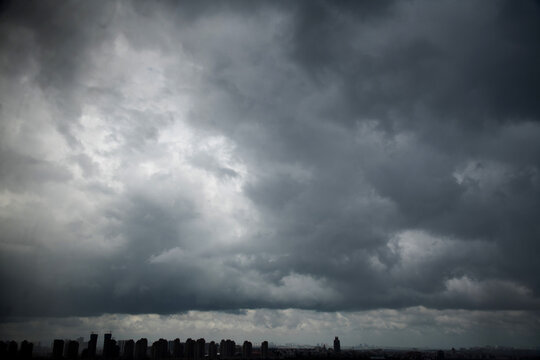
top-left (0, 0), bottom-right (539, 350)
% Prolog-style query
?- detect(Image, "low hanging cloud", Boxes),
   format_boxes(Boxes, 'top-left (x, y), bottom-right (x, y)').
top-left (0, 0), bottom-right (539, 346)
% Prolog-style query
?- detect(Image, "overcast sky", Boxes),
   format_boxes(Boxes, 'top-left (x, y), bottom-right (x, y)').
top-left (1, 0), bottom-right (539, 348)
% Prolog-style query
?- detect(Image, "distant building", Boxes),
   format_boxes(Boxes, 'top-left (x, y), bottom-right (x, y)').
top-left (88, 334), bottom-right (98, 358)
top-left (0, 341), bottom-right (7, 359)
top-left (123, 340), bottom-right (135, 360)
top-left (172, 339), bottom-right (182, 359)
top-left (111, 339), bottom-right (120, 358)
top-left (104, 334), bottom-right (113, 358)
top-left (220, 339), bottom-right (235, 358)
top-left (184, 339), bottom-right (195, 360)
top-left (151, 339), bottom-right (168, 360)
top-left (134, 339), bottom-right (148, 360)
top-left (195, 338), bottom-right (205, 360)
top-left (66, 340), bottom-right (80, 359)
top-left (219, 340), bottom-right (226, 358)
top-left (20, 340), bottom-right (33, 359)
top-left (208, 341), bottom-right (218, 360)
top-left (242, 341), bottom-right (252, 359)
top-left (437, 350), bottom-right (445, 360)
top-left (53, 340), bottom-right (65, 359)
top-left (7, 341), bottom-right (18, 359)
top-left (261, 341), bottom-right (268, 359)
top-left (333, 337), bottom-right (340, 354)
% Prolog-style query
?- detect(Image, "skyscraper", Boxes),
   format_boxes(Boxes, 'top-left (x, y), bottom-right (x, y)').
top-left (0, 341), bottom-right (7, 360)
top-left (242, 341), bottom-right (252, 359)
top-left (66, 340), bottom-right (80, 359)
top-left (53, 340), bottom-right (65, 359)
top-left (208, 341), bottom-right (217, 360)
top-left (88, 334), bottom-right (98, 358)
top-left (20, 340), bottom-right (33, 359)
top-left (194, 339), bottom-right (205, 360)
top-left (260, 341), bottom-right (268, 359)
top-left (151, 339), bottom-right (168, 360)
top-left (184, 339), bottom-right (194, 360)
top-left (123, 340), bottom-right (135, 360)
top-left (172, 339), bottom-right (182, 359)
top-left (7, 341), bottom-right (18, 359)
top-left (134, 339), bottom-right (148, 360)
top-left (103, 334), bottom-right (113, 358)
top-left (333, 337), bottom-right (340, 354)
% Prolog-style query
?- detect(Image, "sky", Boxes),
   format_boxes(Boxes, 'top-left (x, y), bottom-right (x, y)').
top-left (0, 0), bottom-right (539, 349)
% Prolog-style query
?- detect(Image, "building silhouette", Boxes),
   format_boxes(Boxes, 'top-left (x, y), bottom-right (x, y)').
top-left (172, 338), bottom-right (182, 359)
top-left (20, 340), bottom-right (33, 359)
top-left (66, 341), bottom-right (80, 359)
top-left (53, 340), bottom-right (65, 359)
top-left (135, 338), bottom-right (148, 360)
top-left (6, 341), bottom-right (18, 359)
top-left (123, 340), bottom-right (135, 360)
top-left (184, 339), bottom-right (195, 360)
top-left (333, 337), bottom-right (340, 354)
top-left (220, 339), bottom-right (235, 359)
top-left (87, 334), bottom-right (98, 358)
top-left (103, 334), bottom-right (113, 358)
top-left (8, 341), bottom-right (18, 358)
top-left (261, 341), bottom-right (268, 359)
top-left (242, 341), bottom-right (252, 359)
top-left (194, 338), bottom-right (205, 360)
top-left (208, 341), bottom-right (218, 360)
top-left (0, 341), bottom-right (7, 359)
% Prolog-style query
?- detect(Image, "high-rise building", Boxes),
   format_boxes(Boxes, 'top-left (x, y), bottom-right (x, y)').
top-left (333, 337), bottom-right (340, 354)
top-left (53, 340), bottom-right (65, 359)
top-left (171, 339), bottom-right (182, 359)
top-left (208, 341), bottom-right (217, 360)
top-left (219, 340), bottom-right (226, 358)
top-left (66, 340), bottom-right (80, 359)
top-left (7, 341), bottom-right (18, 359)
top-left (242, 341), bottom-right (252, 359)
top-left (103, 334), bottom-right (113, 358)
top-left (20, 340), bottom-right (33, 359)
top-left (112, 339), bottom-right (120, 358)
top-left (220, 340), bottom-right (235, 358)
top-left (260, 341), bottom-right (268, 359)
top-left (123, 340), bottom-right (135, 360)
top-left (0, 341), bottom-right (7, 359)
top-left (88, 334), bottom-right (98, 358)
top-left (184, 339), bottom-right (194, 360)
top-left (194, 339), bottom-right (205, 360)
top-left (134, 339), bottom-right (148, 360)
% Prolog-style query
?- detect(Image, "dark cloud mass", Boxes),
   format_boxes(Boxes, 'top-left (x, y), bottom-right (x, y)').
top-left (1, 0), bottom-right (540, 346)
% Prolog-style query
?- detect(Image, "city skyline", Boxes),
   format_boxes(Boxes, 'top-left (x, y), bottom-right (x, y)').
top-left (1, 0), bottom-right (540, 349)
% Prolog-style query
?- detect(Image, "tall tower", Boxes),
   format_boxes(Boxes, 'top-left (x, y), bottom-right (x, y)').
top-left (333, 337), bottom-right (340, 354)
top-left (208, 341), bottom-right (218, 360)
top-left (52, 340), bottom-right (64, 359)
top-left (195, 338), bottom-right (205, 360)
top-left (261, 341), bottom-right (268, 359)
top-left (103, 333), bottom-right (112, 358)
top-left (184, 338), bottom-right (194, 360)
top-left (88, 333), bottom-right (98, 358)
top-left (242, 341), bottom-right (252, 359)
top-left (135, 338), bottom-right (148, 360)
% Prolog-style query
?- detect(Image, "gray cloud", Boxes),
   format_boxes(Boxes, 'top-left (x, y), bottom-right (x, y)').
top-left (0, 0), bottom-right (539, 346)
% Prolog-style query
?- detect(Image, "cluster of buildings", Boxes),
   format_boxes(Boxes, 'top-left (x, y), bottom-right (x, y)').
top-left (1, 334), bottom-right (278, 360)
top-left (1, 340), bottom-right (34, 359)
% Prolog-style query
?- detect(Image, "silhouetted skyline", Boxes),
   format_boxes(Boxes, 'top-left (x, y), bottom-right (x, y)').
top-left (2, 334), bottom-right (540, 360)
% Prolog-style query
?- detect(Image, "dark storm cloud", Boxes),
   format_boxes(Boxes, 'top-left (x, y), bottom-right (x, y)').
top-left (0, 0), bottom-right (539, 332)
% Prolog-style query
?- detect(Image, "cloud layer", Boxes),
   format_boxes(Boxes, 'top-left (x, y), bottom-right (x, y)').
top-left (0, 0), bottom-right (539, 346)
